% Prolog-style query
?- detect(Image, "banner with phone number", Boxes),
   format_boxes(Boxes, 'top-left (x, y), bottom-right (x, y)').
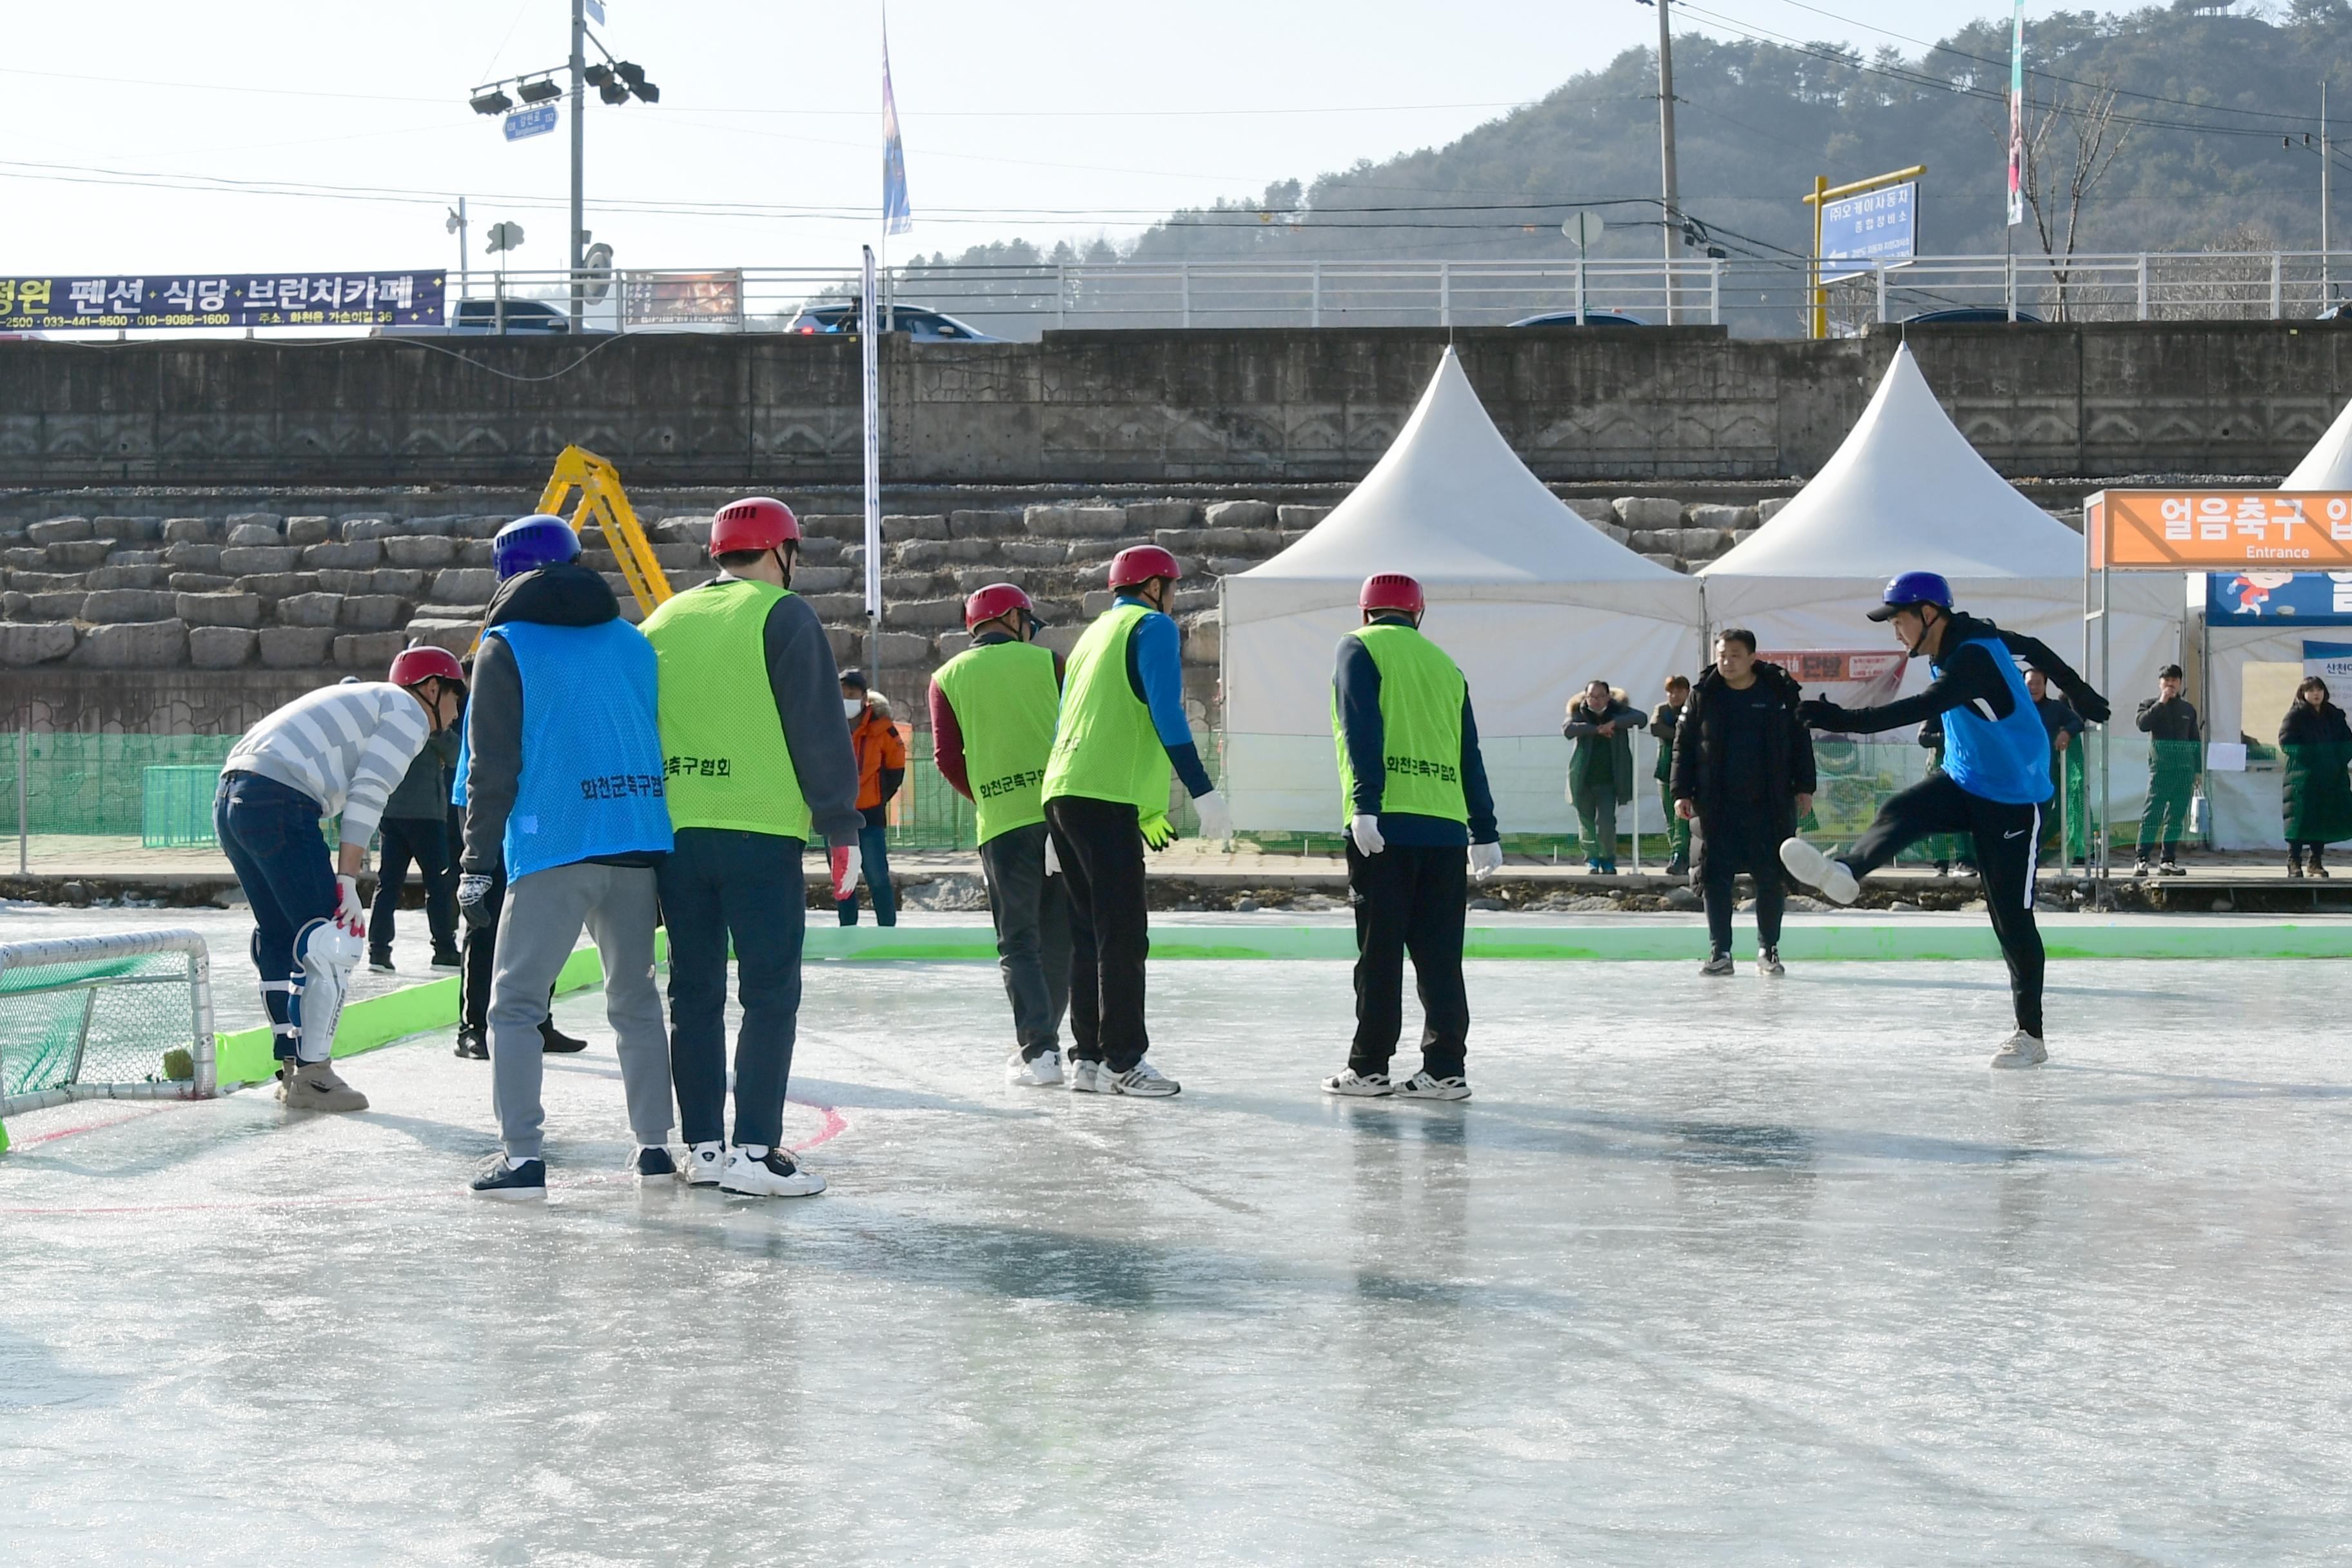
top-left (0, 271), bottom-right (446, 331)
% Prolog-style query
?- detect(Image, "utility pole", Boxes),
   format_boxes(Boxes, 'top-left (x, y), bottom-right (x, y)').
top-left (569, 0), bottom-right (587, 331)
top-left (1653, 0), bottom-right (1682, 326)
top-left (2326, 82), bottom-right (2334, 306)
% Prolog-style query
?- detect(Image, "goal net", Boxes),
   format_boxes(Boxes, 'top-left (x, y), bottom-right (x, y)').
top-left (0, 930), bottom-right (216, 1138)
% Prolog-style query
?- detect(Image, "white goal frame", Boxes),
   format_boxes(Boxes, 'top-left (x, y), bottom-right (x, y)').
top-left (0, 928), bottom-right (217, 1117)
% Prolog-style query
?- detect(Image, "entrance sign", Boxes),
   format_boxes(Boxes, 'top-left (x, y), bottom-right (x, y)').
top-left (2088, 489), bottom-right (2352, 569)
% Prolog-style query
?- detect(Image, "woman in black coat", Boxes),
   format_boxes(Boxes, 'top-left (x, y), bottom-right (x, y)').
top-left (2279, 676), bottom-right (2352, 876)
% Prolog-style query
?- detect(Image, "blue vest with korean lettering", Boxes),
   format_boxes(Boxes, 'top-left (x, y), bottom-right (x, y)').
top-left (483, 619), bottom-right (672, 879)
top-left (1936, 631), bottom-right (2052, 807)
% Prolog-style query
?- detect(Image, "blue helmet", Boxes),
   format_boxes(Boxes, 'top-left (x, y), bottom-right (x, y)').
top-left (1866, 570), bottom-right (1953, 622)
top-left (493, 515), bottom-right (580, 580)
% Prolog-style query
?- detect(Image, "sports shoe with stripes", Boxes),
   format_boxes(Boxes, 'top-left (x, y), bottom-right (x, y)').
top-left (678, 1141), bottom-right (725, 1186)
top-left (1395, 1071), bottom-right (1471, 1101)
top-left (1099, 1059), bottom-right (1181, 1097)
top-left (1322, 1068), bottom-right (1392, 1097)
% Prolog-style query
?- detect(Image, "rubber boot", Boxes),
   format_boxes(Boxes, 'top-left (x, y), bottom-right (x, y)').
top-left (280, 1060), bottom-right (368, 1113)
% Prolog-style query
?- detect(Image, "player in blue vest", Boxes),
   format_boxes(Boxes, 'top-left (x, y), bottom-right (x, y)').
top-left (458, 515), bottom-right (677, 1199)
top-left (1778, 572), bottom-right (2110, 1068)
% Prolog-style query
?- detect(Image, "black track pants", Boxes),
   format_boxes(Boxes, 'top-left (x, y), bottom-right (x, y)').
top-left (1045, 796), bottom-right (1152, 1073)
top-left (1845, 772), bottom-right (2046, 1038)
top-left (1346, 842), bottom-right (1471, 1080)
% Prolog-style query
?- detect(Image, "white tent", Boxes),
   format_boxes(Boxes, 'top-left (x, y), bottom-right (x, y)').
top-left (1698, 343), bottom-right (2180, 824)
top-left (1222, 347), bottom-right (1703, 832)
top-left (2281, 395), bottom-right (2352, 489)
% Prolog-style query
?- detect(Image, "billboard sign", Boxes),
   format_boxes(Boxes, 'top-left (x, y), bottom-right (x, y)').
top-left (1819, 181), bottom-right (1917, 281)
top-left (621, 270), bottom-right (743, 326)
top-left (2207, 570), bottom-right (2352, 624)
top-left (2089, 490), bottom-right (2352, 570)
top-left (0, 271), bottom-right (446, 331)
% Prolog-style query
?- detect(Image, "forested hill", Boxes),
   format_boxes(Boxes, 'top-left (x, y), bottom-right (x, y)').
top-left (912, 2), bottom-right (2352, 277)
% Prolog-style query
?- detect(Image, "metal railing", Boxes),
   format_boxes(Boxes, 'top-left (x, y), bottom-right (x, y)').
top-left (424, 251), bottom-right (2352, 342)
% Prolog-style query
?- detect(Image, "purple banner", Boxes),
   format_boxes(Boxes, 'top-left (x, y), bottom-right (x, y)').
top-left (0, 271), bottom-right (446, 331)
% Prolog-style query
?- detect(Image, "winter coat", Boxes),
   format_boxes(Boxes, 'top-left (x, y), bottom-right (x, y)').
top-left (2136, 695), bottom-right (2201, 780)
top-left (1669, 661), bottom-right (1817, 849)
top-left (1649, 701), bottom-right (1684, 783)
top-left (849, 693), bottom-right (908, 823)
top-left (2278, 699), bottom-right (2352, 844)
top-left (1562, 691), bottom-right (1642, 804)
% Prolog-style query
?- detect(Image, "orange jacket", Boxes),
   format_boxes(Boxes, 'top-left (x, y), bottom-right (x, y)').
top-left (849, 698), bottom-right (908, 814)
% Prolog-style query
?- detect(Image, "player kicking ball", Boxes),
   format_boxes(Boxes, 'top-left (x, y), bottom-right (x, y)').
top-left (1776, 572), bottom-right (2110, 1068)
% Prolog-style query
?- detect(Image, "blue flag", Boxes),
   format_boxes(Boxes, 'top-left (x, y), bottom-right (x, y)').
top-left (881, 15), bottom-right (912, 236)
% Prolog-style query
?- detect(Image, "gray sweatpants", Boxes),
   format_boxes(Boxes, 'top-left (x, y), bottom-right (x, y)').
top-left (488, 859), bottom-right (672, 1162)
top-left (977, 821), bottom-right (1073, 1060)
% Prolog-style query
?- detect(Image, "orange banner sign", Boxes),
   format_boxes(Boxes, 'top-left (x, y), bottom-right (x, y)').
top-left (2088, 489), bottom-right (2352, 569)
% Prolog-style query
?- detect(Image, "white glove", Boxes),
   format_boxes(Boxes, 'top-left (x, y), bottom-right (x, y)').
top-left (1349, 814), bottom-right (1386, 856)
top-left (830, 843), bottom-right (863, 903)
top-left (1043, 834), bottom-right (1062, 878)
top-left (1469, 841), bottom-right (1504, 880)
top-left (334, 874), bottom-right (366, 936)
top-left (1192, 789), bottom-right (1233, 842)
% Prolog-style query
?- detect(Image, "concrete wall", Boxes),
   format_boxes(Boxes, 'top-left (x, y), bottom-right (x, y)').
top-left (6, 321), bottom-right (2348, 491)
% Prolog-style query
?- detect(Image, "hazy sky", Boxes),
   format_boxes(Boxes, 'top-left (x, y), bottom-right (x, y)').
top-left (3, 0), bottom-right (2017, 279)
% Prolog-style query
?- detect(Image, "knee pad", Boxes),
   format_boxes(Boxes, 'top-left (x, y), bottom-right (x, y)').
top-left (291, 917), bottom-right (363, 1064)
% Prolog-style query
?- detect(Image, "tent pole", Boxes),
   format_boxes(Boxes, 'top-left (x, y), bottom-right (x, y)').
top-left (2099, 560), bottom-right (2113, 909)
top-left (1631, 731), bottom-right (1644, 877)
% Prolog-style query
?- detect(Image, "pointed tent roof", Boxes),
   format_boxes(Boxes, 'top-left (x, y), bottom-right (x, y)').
top-left (1700, 342), bottom-right (2085, 586)
top-left (1235, 346), bottom-right (1689, 596)
top-left (2282, 397), bottom-right (2352, 489)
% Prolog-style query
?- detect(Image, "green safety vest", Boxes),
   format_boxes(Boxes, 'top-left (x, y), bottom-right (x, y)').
top-left (933, 638), bottom-right (1060, 845)
top-left (638, 578), bottom-right (812, 841)
top-left (1331, 622), bottom-right (1469, 829)
top-left (1043, 600), bottom-right (1172, 820)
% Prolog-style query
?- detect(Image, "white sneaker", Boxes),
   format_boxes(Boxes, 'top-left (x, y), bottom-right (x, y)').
top-left (1099, 1059), bottom-right (1181, 1097)
top-left (1395, 1071), bottom-right (1471, 1101)
top-left (1699, 952), bottom-right (1734, 976)
top-left (1756, 946), bottom-right (1785, 977)
top-left (1778, 838), bottom-right (1858, 905)
top-left (678, 1141), bottom-right (725, 1186)
top-left (718, 1144), bottom-right (826, 1197)
top-left (1990, 1030), bottom-right (2048, 1068)
top-left (1322, 1068), bottom-right (1392, 1097)
top-left (1007, 1049), bottom-right (1064, 1088)
top-left (1068, 1059), bottom-right (1104, 1093)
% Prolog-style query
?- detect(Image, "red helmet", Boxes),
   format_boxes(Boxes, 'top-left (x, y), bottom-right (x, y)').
top-left (387, 646), bottom-right (465, 689)
top-left (965, 582), bottom-right (1035, 630)
top-left (710, 496), bottom-right (800, 556)
top-left (1359, 573), bottom-right (1426, 615)
top-left (1108, 545), bottom-right (1182, 590)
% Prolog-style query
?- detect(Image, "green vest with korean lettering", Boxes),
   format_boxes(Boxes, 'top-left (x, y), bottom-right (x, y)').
top-left (932, 639), bottom-right (1061, 845)
top-left (1331, 622), bottom-right (1469, 829)
top-left (639, 578), bottom-right (812, 841)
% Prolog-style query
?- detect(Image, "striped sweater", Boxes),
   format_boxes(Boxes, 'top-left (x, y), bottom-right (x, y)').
top-left (220, 683), bottom-right (435, 846)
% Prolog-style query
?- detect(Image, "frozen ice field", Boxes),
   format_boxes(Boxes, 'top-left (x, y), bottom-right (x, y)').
top-left (5, 907), bottom-right (2352, 1565)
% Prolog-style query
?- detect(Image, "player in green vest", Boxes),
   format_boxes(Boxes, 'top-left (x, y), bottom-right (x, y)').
top-left (1041, 545), bottom-right (1230, 1099)
top-left (930, 583), bottom-right (1074, 1087)
top-left (639, 496), bottom-right (863, 1199)
top-left (1323, 573), bottom-right (1504, 1102)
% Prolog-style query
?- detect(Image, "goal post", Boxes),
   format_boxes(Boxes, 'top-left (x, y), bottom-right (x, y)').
top-left (0, 929), bottom-right (217, 1146)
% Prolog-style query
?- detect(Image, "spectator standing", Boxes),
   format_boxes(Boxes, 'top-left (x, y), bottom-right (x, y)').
top-left (1321, 573), bottom-right (1504, 1101)
top-left (931, 583), bottom-right (1075, 1086)
top-left (1651, 675), bottom-right (1692, 877)
top-left (1671, 630), bottom-right (1815, 977)
top-left (1562, 679), bottom-right (1643, 874)
top-left (366, 722), bottom-right (462, 974)
top-left (462, 515), bottom-right (676, 1200)
top-left (2024, 669), bottom-right (2085, 861)
top-left (2134, 663), bottom-right (2200, 877)
top-left (837, 669), bottom-right (906, 926)
top-left (2279, 676), bottom-right (2352, 877)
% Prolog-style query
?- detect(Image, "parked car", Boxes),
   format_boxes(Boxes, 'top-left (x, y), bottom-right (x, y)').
top-left (2317, 302), bottom-right (2351, 321)
top-left (1903, 307), bottom-right (2046, 324)
top-left (378, 298), bottom-right (611, 336)
top-left (1510, 309), bottom-right (1650, 328)
top-left (784, 304), bottom-right (1001, 342)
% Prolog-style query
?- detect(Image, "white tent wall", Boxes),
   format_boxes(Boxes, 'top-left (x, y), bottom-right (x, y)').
top-left (2202, 619), bottom-right (2307, 850)
top-left (1223, 588), bottom-right (1699, 832)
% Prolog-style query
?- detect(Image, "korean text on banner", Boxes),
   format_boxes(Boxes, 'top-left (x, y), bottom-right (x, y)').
top-left (0, 272), bottom-right (446, 331)
top-left (2089, 491), bottom-right (2352, 570)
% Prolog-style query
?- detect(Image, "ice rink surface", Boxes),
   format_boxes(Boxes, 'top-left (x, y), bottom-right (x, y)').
top-left (5, 926), bottom-right (2351, 1565)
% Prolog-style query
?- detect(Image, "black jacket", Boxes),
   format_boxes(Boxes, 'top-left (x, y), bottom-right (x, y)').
top-left (1671, 660), bottom-right (1817, 836)
top-left (2135, 694), bottom-right (2200, 743)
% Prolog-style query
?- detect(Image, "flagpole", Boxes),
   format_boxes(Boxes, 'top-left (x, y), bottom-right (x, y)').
top-left (860, 244), bottom-right (883, 682)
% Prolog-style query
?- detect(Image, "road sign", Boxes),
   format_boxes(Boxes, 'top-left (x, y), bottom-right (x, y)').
top-left (504, 103), bottom-right (558, 142)
top-left (1561, 213), bottom-right (1605, 248)
top-left (2089, 490), bottom-right (2352, 569)
top-left (1819, 181), bottom-right (1916, 281)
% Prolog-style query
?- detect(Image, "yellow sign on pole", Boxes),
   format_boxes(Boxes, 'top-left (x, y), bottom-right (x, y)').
top-left (2088, 489), bottom-right (2352, 569)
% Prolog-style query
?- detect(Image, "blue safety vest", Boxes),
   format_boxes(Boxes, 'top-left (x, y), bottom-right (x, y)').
top-left (1937, 632), bottom-right (2052, 806)
top-left (484, 619), bottom-right (672, 879)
